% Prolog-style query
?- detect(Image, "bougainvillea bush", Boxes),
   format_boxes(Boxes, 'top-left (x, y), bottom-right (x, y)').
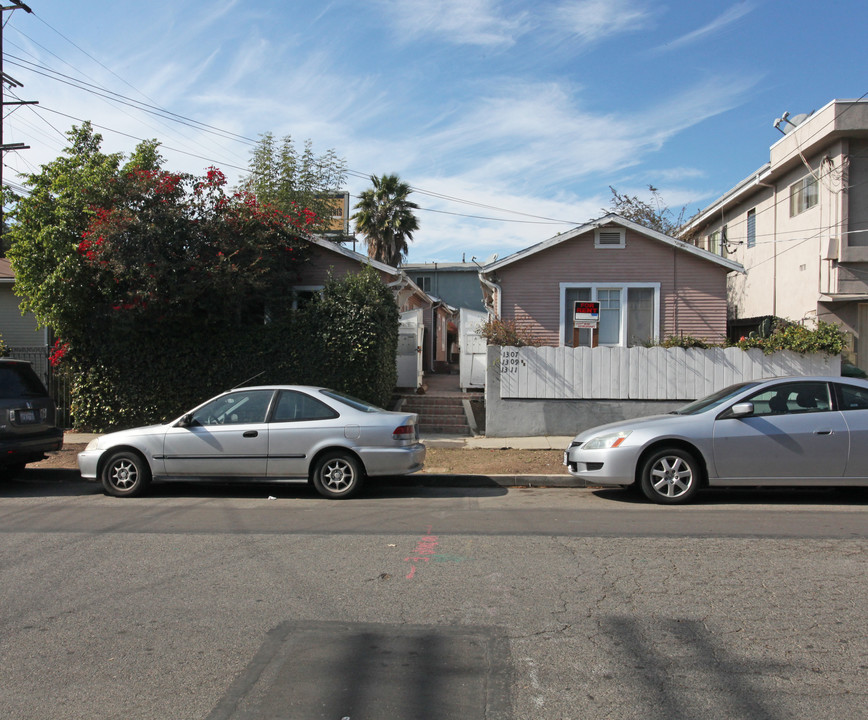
top-left (7, 124), bottom-right (397, 429)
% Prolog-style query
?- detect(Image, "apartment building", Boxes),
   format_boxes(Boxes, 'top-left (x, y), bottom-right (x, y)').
top-left (681, 99), bottom-right (868, 366)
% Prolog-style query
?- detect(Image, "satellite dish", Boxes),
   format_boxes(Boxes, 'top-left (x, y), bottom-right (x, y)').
top-left (782, 112), bottom-right (812, 133)
top-left (483, 253), bottom-right (498, 264)
top-left (774, 110), bottom-right (814, 134)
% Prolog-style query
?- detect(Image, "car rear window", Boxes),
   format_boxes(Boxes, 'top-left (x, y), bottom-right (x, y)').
top-left (319, 389), bottom-right (383, 413)
top-left (0, 363), bottom-right (49, 399)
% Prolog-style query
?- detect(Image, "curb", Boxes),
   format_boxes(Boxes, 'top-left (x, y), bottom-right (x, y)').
top-left (396, 473), bottom-right (585, 488)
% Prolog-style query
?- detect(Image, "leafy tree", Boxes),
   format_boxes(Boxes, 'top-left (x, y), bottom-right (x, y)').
top-left (352, 173), bottom-right (419, 266)
top-left (6, 123), bottom-right (316, 429)
top-left (605, 185), bottom-right (691, 236)
top-left (239, 132), bottom-right (347, 237)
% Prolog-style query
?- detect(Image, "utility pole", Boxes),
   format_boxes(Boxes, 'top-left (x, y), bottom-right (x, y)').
top-left (1, 1), bottom-right (36, 236)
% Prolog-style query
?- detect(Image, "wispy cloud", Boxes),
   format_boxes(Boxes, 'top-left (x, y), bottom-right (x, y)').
top-left (550, 0), bottom-right (653, 44)
top-left (655, 2), bottom-right (754, 52)
top-left (379, 0), bottom-right (530, 47)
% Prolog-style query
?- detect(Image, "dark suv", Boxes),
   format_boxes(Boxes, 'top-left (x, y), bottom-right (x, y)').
top-left (0, 358), bottom-right (63, 478)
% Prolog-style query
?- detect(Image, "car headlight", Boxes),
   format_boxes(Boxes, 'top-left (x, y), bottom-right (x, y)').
top-left (85, 437), bottom-right (102, 451)
top-left (583, 430), bottom-right (632, 450)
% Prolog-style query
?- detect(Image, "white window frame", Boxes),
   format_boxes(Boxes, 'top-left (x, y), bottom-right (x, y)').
top-left (559, 282), bottom-right (660, 347)
top-left (789, 175), bottom-right (818, 216)
top-left (594, 227), bottom-right (626, 249)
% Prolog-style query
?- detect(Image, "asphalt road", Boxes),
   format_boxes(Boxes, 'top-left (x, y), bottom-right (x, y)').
top-left (1, 468), bottom-right (866, 720)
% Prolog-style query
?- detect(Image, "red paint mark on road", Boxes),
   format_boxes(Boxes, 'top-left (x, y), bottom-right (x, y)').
top-left (405, 525), bottom-right (439, 579)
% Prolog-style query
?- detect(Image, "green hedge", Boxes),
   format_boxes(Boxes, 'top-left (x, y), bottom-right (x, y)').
top-left (71, 265), bottom-right (399, 431)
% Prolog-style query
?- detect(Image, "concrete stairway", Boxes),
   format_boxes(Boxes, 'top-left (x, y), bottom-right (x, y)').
top-left (399, 394), bottom-right (472, 435)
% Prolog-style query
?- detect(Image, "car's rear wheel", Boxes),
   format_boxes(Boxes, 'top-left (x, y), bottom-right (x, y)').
top-left (311, 451), bottom-right (363, 499)
top-left (101, 450), bottom-right (151, 497)
top-left (640, 448), bottom-right (701, 504)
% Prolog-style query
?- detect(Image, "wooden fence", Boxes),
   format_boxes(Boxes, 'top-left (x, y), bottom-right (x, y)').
top-left (497, 346), bottom-right (840, 400)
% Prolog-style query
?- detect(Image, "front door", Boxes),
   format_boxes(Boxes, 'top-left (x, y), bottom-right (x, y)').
top-left (712, 381), bottom-right (848, 481)
top-left (162, 389), bottom-right (273, 477)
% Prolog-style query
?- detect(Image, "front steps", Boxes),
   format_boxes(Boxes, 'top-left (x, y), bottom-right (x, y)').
top-left (398, 394), bottom-right (472, 435)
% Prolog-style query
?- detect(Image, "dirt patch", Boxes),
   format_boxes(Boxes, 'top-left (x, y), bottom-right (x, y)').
top-left (422, 447), bottom-right (568, 475)
top-left (30, 444), bottom-right (88, 470)
top-left (31, 444), bottom-right (568, 476)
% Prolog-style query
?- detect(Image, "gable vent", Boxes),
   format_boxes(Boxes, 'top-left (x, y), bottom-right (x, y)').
top-left (595, 227), bottom-right (625, 247)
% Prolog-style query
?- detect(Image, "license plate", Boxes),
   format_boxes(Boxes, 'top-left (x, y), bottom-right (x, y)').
top-left (563, 451), bottom-right (568, 466)
top-left (17, 410), bottom-right (37, 424)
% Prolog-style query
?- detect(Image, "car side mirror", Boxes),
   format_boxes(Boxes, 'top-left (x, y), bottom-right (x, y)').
top-left (730, 402), bottom-right (754, 418)
top-left (176, 413), bottom-right (194, 428)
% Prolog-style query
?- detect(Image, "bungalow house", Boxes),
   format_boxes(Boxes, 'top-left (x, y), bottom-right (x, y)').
top-left (478, 213), bottom-right (743, 347)
top-left (679, 98), bottom-right (868, 367)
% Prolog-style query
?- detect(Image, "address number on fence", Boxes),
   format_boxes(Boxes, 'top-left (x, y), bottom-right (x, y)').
top-left (501, 349), bottom-right (521, 373)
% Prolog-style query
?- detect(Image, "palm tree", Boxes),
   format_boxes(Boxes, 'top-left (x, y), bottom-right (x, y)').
top-left (352, 173), bottom-right (419, 266)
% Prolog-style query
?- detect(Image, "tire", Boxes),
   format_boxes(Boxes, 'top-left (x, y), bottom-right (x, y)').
top-left (311, 451), bottom-right (363, 499)
top-left (101, 450), bottom-right (151, 497)
top-left (640, 448), bottom-right (701, 504)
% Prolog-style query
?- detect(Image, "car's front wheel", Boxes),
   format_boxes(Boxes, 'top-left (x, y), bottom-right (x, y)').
top-left (640, 448), bottom-right (701, 504)
top-left (101, 450), bottom-right (151, 497)
top-left (311, 451), bottom-right (363, 499)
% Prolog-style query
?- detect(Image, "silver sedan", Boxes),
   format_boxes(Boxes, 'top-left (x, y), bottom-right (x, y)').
top-left (564, 376), bottom-right (868, 504)
top-left (78, 386), bottom-right (425, 499)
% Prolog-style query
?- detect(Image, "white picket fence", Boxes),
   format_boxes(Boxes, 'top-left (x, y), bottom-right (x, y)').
top-left (497, 346), bottom-right (840, 400)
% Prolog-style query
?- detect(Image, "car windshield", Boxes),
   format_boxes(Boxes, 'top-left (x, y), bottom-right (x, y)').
top-left (319, 389), bottom-right (383, 413)
top-left (671, 381), bottom-right (761, 415)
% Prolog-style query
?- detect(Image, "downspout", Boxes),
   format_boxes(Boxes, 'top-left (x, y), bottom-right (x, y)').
top-left (754, 173), bottom-right (777, 317)
top-left (478, 272), bottom-right (501, 318)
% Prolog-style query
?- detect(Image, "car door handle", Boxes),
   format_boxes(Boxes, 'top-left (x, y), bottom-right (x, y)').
top-left (243, 430), bottom-right (259, 438)
top-left (814, 429), bottom-right (832, 435)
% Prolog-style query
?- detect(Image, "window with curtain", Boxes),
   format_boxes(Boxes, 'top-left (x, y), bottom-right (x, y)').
top-left (563, 285), bottom-right (657, 347)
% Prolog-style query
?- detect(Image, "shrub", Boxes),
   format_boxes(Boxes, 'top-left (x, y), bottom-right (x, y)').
top-left (732, 318), bottom-right (846, 356)
top-left (477, 316), bottom-right (540, 347)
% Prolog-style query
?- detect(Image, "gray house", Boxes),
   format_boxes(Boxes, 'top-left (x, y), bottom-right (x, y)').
top-left (0, 258), bottom-right (51, 381)
top-left (401, 262), bottom-right (487, 312)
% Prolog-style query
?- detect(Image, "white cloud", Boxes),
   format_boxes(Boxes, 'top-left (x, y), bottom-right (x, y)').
top-left (379, 0), bottom-right (530, 47)
top-left (655, 2), bottom-right (754, 52)
top-left (550, 0), bottom-right (652, 44)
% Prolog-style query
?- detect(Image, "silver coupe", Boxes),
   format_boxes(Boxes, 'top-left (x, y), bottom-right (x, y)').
top-left (564, 376), bottom-right (868, 504)
top-left (78, 386), bottom-right (425, 499)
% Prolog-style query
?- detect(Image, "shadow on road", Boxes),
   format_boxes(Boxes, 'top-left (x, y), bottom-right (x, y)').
top-left (592, 485), bottom-right (868, 506)
top-left (1, 469), bottom-right (509, 500)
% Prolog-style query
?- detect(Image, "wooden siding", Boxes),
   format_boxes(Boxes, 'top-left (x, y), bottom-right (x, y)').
top-left (301, 244), bottom-right (396, 286)
top-left (0, 284), bottom-right (46, 347)
top-left (497, 229), bottom-right (728, 345)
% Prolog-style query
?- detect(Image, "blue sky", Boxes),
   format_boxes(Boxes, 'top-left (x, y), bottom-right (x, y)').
top-left (3, 0), bottom-right (866, 263)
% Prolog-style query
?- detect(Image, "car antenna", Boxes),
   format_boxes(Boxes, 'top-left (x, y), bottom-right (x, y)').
top-left (231, 370), bottom-right (266, 390)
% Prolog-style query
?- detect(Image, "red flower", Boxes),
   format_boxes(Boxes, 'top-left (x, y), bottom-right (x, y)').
top-left (49, 340), bottom-right (69, 367)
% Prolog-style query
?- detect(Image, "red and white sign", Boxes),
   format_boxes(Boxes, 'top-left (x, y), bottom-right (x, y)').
top-left (573, 301), bottom-right (600, 328)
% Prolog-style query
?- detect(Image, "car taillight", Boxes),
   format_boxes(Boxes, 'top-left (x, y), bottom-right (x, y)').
top-left (393, 424), bottom-right (415, 441)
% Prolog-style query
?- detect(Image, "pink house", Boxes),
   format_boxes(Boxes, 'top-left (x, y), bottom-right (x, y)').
top-left (478, 214), bottom-right (743, 347)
